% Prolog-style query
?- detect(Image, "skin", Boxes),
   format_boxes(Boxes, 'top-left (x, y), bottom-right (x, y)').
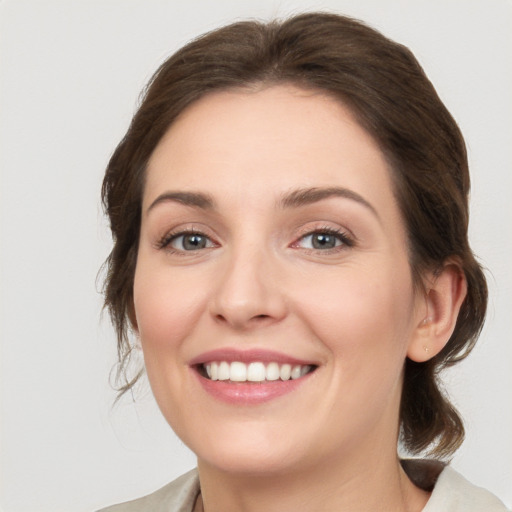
top-left (133, 85), bottom-right (465, 511)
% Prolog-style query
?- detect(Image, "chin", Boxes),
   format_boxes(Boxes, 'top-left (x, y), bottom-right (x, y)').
top-left (200, 448), bottom-right (301, 477)
top-left (188, 424), bottom-right (307, 476)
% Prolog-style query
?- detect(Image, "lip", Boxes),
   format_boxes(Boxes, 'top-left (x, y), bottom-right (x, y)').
top-left (189, 348), bottom-right (318, 405)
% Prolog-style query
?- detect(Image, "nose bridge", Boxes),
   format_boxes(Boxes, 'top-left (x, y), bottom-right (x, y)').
top-left (210, 238), bottom-right (286, 328)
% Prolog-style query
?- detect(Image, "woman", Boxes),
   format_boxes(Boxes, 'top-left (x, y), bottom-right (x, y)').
top-left (98, 12), bottom-right (508, 512)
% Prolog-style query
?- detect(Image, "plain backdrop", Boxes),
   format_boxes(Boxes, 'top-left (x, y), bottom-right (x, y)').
top-left (0, 0), bottom-right (511, 510)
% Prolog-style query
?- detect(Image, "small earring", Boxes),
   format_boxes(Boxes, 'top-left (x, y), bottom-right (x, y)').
top-left (421, 316), bottom-right (432, 325)
top-left (423, 345), bottom-right (430, 354)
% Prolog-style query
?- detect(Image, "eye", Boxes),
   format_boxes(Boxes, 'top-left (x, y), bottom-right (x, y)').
top-left (295, 229), bottom-right (353, 251)
top-left (174, 233), bottom-right (210, 250)
top-left (159, 231), bottom-right (216, 252)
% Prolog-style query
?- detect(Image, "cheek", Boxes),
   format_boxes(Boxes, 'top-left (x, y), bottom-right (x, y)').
top-left (295, 268), bottom-right (416, 430)
top-left (132, 262), bottom-right (210, 430)
top-left (133, 263), bottom-right (206, 360)
top-left (295, 266), bottom-right (415, 365)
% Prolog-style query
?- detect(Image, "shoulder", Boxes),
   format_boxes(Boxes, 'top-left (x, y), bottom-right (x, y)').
top-left (96, 469), bottom-right (200, 512)
top-left (424, 465), bottom-right (509, 512)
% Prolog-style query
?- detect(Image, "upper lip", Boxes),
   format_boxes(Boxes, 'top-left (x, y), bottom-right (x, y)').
top-left (188, 348), bottom-right (318, 367)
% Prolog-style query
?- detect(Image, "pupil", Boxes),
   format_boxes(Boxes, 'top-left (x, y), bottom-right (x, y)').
top-left (183, 234), bottom-right (206, 250)
top-left (312, 233), bottom-right (335, 249)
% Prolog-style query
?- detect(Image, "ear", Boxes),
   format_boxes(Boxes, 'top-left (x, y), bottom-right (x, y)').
top-left (407, 262), bottom-right (467, 362)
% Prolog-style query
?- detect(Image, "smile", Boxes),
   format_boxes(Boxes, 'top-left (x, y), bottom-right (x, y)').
top-left (203, 361), bottom-right (315, 382)
top-left (190, 349), bottom-right (319, 404)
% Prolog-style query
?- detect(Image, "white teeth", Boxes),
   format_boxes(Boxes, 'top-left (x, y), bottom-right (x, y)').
top-left (203, 361), bottom-right (313, 382)
top-left (279, 364), bottom-right (291, 380)
top-left (290, 365), bottom-right (302, 380)
top-left (230, 362), bottom-right (247, 382)
top-left (247, 362), bottom-right (266, 382)
top-left (218, 361), bottom-right (230, 381)
top-left (265, 362), bottom-right (280, 381)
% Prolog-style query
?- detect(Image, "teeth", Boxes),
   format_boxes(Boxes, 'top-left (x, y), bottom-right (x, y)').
top-left (279, 364), bottom-right (291, 380)
top-left (265, 362), bottom-right (280, 381)
top-left (218, 361), bottom-right (230, 381)
top-left (247, 362), bottom-right (266, 382)
top-left (291, 365), bottom-right (302, 380)
top-left (230, 362), bottom-right (247, 382)
top-left (203, 361), bottom-right (313, 382)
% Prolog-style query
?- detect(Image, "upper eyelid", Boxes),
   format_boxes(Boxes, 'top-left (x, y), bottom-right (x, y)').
top-left (293, 223), bottom-right (356, 241)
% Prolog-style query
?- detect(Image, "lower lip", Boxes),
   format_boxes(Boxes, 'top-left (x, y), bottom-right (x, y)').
top-left (193, 370), bottom-right (312, 405)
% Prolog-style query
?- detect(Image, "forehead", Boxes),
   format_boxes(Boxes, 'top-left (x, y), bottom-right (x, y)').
top-left (144, 85), bottom-right (396, 215)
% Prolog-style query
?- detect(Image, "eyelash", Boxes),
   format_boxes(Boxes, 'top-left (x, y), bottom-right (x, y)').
top-left (156, 226), bottom-right (355, 254)
top-left (156, 229), bottom-right (215, 253)
top-left (292, 226), bottom-right (355, 253)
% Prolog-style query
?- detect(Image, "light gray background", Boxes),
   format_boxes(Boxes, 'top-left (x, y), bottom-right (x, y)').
top-left (1, 1), bottom-right (511, 510)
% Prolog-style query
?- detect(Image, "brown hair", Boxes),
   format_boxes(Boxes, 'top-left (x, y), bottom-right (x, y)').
top-left (102, 12), bottom-right (487, 458)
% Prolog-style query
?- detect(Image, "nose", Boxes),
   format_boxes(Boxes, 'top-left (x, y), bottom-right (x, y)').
top-left (209, 246), bottom-right (288, 330)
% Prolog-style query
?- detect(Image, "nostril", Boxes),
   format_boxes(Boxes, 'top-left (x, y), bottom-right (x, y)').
top-left (214, 312), bottom-right (271, 327)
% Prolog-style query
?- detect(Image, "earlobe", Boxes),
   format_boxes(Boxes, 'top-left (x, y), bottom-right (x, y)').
top-left (407, 262), bottom-right (467, 363)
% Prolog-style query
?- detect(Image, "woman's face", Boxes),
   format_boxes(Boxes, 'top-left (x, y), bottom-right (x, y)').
top-left (134, 85), bottom-right (425, 475)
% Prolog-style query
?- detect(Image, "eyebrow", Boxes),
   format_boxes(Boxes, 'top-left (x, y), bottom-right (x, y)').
top-left (146, 186), bottom-right (379, 220)
top-left (146, 191), bottom-right (215, 214)
top-left (279, 186), bottom-right (379, 219)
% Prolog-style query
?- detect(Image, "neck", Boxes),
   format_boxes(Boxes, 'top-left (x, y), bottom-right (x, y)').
top-left (197, 448), bottom-right (430, 512)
